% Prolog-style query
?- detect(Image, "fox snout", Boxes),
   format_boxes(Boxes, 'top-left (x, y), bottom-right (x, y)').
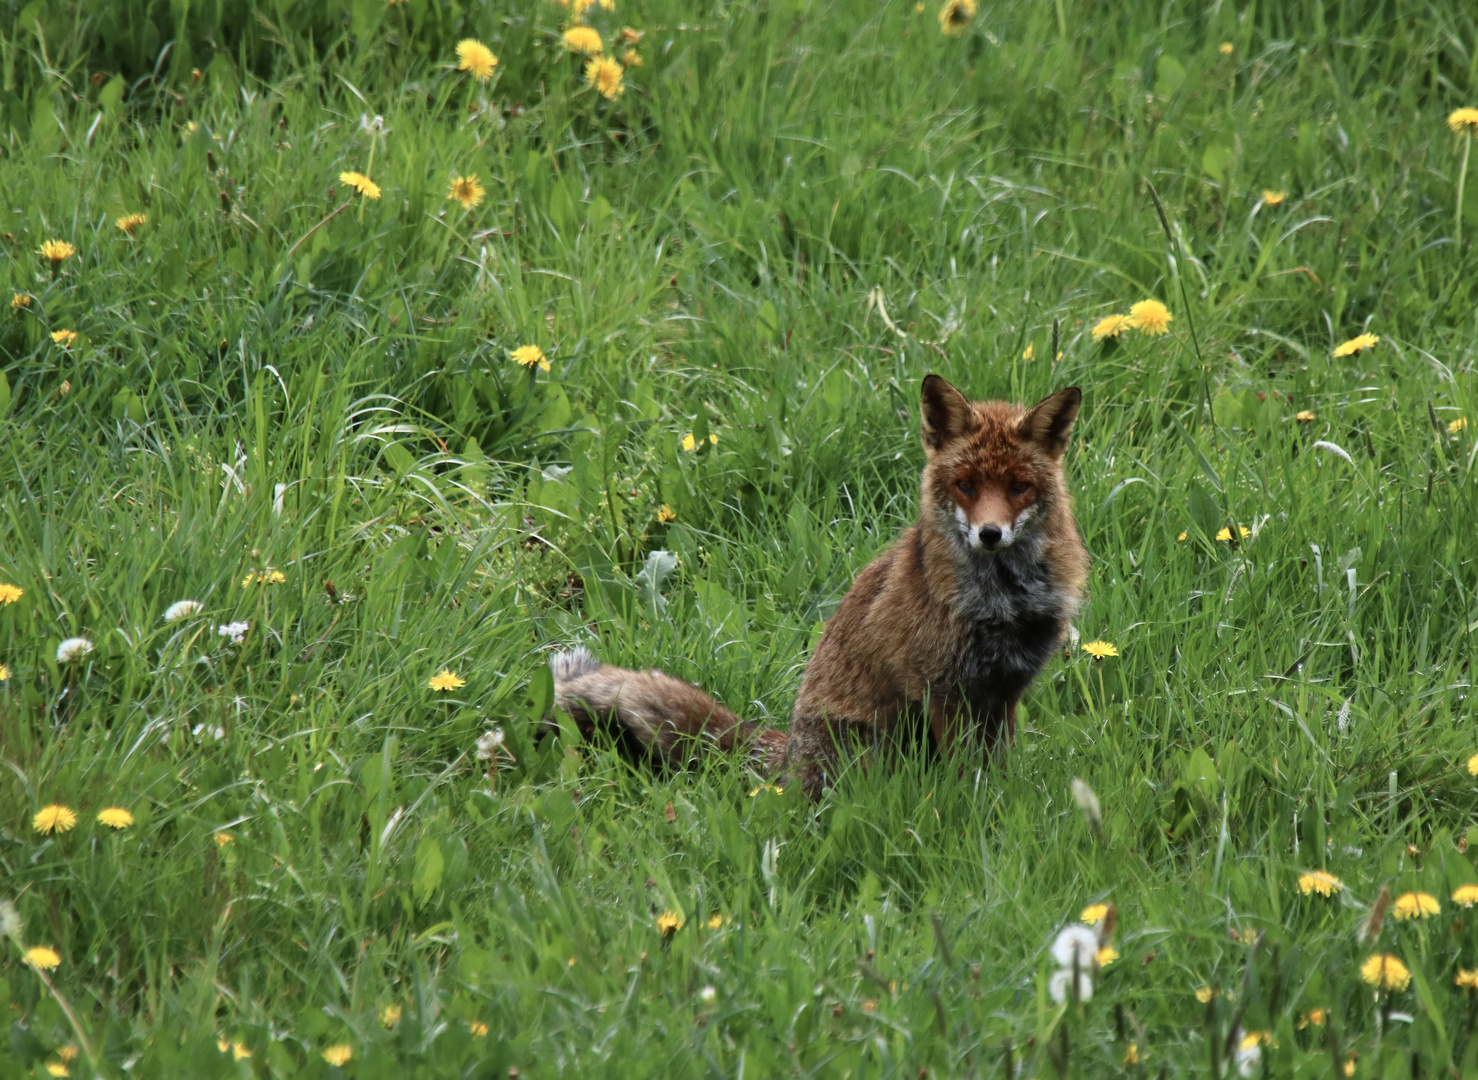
top-left (954, 499), bottom-right (1038, 552)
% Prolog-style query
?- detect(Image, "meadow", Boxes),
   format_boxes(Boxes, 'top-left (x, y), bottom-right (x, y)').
top-left (2, 0), bottom-right (1478, 1074)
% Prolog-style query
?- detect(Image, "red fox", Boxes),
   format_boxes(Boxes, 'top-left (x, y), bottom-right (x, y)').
top-left (549, 375), bottom-right (1087, 799)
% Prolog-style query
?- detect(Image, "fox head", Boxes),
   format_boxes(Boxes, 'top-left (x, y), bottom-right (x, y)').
top-left (918, 374), bottom-right (1081, 555)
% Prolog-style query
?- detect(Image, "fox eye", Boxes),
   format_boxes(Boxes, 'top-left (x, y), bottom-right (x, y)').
top-left (1009, 480), bottom-right (1032, 496)
top-left (955, 479), bottom-right (976, 497)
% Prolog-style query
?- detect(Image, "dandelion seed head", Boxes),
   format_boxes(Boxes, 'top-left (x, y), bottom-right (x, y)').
top-left (163, 599), bottom-right (202, 623)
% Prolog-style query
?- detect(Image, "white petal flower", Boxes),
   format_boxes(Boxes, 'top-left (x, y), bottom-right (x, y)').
top-left (1050, 925), bottom-right (1100, 970)
top-left (475, 727), bottom-right (506, 761)
top-left (163, 599), bottom-right (203, 623)
top-left (1048, 967), bottom-right (1092, 1003)
top-left (217, 621), bottom-right (250, 645)
top-left (57, 637), bottom-right (95, 663)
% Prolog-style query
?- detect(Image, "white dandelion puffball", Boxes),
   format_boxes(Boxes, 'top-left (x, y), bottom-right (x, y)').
top-left (217, 621), bottom-right (249, 645)
top-left (57, 637), bottom-right (95, 663)
top-left (1050, 924), bottom-right (1101, 970)
top-left (476, 727), bottom-right (506, 761)
top-left (163, 599), bottom-right (202, 623)
top-left (699, 985), bottom-right (717, 1004)
top-left (1048, 967), bottom-right (1092, 1003)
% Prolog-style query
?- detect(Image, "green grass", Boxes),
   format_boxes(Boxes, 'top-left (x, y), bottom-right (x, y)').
top-left (2, 0), bottom-right (1478, 1074)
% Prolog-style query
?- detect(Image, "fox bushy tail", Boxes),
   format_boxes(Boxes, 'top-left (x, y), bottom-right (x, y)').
top-left (548, 647), bottom-right (787, 774)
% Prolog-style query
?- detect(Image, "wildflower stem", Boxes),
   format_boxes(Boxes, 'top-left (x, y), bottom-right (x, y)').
top-left (30, 964), bottom-right (97, 1073)
top-left (359, 135), bottom-right (378, 224)
top-left (1456, 130), bottom-right (1471, 252)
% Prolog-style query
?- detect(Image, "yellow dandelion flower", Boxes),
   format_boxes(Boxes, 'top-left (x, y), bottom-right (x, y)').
top-left (1300, 1008), bottom-right (1328, 1027)
top-left (217, 1041), bottom-right (251, 1060)
top-left (622, 49), bottom-right (642, 67)
top-left (599, 0), bottom-right (615, 9)
top-left (510, 344), bottom-right (551, 372)
top-left (1124, 1043), bottom-right (1140, 1065)
top-left (1360, 954), bottom-right (1410, 991)
top-left (56, 1048), bottom-right (77, 1064)
top-left (1392, 892), bottom-right (1439, 920)
top-left (585, 56), bottom-right (625, 99)
top-left (1343, 1057), bottom-right (1356, 1078)
top-left (1295, 410), bottom-right (1316, 422)
top-left (1080, 903), bottom-right (1109, 924)
top-left (1468, 751), bottom-right (1478, 776)
top-left (1081, 640), bottom-right (1118, 660)
top-left (1176, 531), bottom-right (1189, 542)
top-left (564, 26), bottom-right (604, 55)
top-left (339, 171), bottom-right (382, 200)
top-left (1241, 1031), bottom-right (1272, 1049)
top-left (1262, 190), bottom-right (1286, 206)
top-left (39, 239), bottom-right (76, 265)
top-left (656, 911), bottom-right (684, 935)
top-left (619, 27), bottom-right (644, 44)
top-left (24, 945), bottom-right (62, 969)
top-left (681, 433), bottom-right (696, 451)
top-left (1450, 417), bottom-right (1468, 434)
top-left (937, 0), bottom-right (976, 36)
top-left (1022, 342), bottom-right (1035, 360)
top-left (1218, 42), bottom-right (1233, 54)
top-left (749, 784), bottom-right (784, 796)
top-left (1297, 871), bottom-right (1342, 896)
top-left (456, 39), bottom-right (499, 80)
top-left (1215, 526), bottom-right (1251, 541)
top-left (428, 668), bottom-right (467, 692)
top-left (97, 807), bottom-right (135, 829)
top-left (12, 293), bottom-right (31, 310)
top-left (1127, 299), bottom-right (1173, 336)
top-left (1452, 884), bottom-right (1478, 907)
top-left (380, 1004), bottom-right (402, 1027)
top-left (321, 1044), bottom-right (352, 1067)
top-left (51, 329), bottom-right (78, 347)
top-left (0, 664), bottom-right (10, 681)
top-left (1457, 970), bottom-right (1478, 990)
top-left (1448, 108), bottom-right (1478, 135)
top-left (1332, 333), bottom-right (1379, 358)
top-left (1091, 314), bottom-right (1133, 341)
top-left (214, 831), bottom-right (234, 846)
top-left (33, 804), bottom-right (78, 834)
top-left (707, 913), bottom-right (726, 930)
top-left (46, 1062), bottom-right (69, 1077)
top-left (447, 175), bottom-right (486, 210)
top-left (116, 213), bottom-right (148, 236)
top-left (468, 1021), bottom-right (488, 1037)
top-left (656, 504), bottom-right (676, 524)
top-left (1195, 985), bottom-right (1216, 1003)
top-left (0, 583), bottom-right (22, 604)
top-left (1096, 946), bottom-right (1119, 967)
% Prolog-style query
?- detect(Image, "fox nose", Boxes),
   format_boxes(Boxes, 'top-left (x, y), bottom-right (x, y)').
top-left (978, 524), bottom-right (1003, 548)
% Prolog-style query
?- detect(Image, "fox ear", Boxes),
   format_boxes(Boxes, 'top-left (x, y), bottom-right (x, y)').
top-left (920, 375), bottom-right (976, 454)
top-left (1020, 386), bottom-right (1081, 458)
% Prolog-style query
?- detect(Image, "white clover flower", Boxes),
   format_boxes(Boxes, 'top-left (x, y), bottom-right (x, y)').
top-left (699, 985), bottom-right (717, 1004)
top-left (163, 599), bottom-right (202, 623)
top-left (217, 621), bottom-right (249, 645)
top-left (476, 727), bottom-right (506, 761)
top-left (57, 637), bottom-right (94, 663)
top-left (1048, 967), bottom-right (1092, 1003)
top-left (1050, 925), bottom-right (1100, 970)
